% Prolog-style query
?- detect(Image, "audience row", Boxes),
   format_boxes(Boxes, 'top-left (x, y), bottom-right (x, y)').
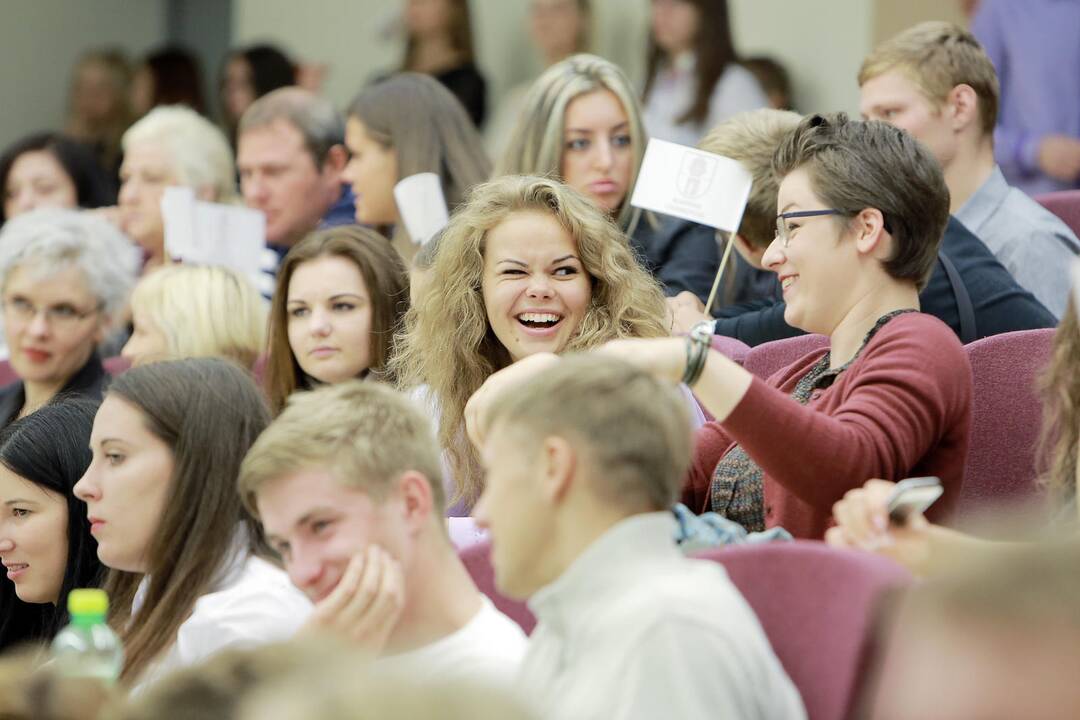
top-left (0, 9), bottom-right (1078, 720)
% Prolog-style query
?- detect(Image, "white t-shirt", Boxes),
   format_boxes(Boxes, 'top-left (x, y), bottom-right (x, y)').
top-left (378, 595), bottom-right (528, 688)
top-left (131, 553), bottom-right (312, 693)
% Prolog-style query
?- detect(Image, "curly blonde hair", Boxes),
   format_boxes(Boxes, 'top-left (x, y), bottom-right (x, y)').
top-left (393, 175), bottom-right (670, 507)
top-left (1037, 299), bottom-right (1080, 517)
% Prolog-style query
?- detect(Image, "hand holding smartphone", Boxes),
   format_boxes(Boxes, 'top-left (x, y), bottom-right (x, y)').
top-left (886, 476), bottom-right (943, 525)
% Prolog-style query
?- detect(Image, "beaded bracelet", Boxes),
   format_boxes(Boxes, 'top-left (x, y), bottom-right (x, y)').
top-left (681, 321), bottom-right (713, 387)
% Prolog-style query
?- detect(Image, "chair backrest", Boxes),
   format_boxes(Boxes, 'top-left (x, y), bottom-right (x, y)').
top-left (710, 334), bottom-right (750, 365)
top-left (0, 360), bottom-right (16, 387)
top-left (744, 334), bottom-right (829, 379)
top-left (459, 541), bottom-right (536, 635)
top-left (695, 542), bottom-right (911, 720)
top-left (959, 328), bottom-right (1055, 518)
top-left (1035, 190), bottom-right (1080, 238)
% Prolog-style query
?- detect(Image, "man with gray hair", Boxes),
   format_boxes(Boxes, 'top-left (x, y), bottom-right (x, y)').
top-left (474, 353), bottom-right (805, 720)
top-left (237, 88), bottom-right (355, 287)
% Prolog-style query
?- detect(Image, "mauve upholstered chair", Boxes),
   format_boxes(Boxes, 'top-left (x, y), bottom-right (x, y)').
top-left (696, 541), bottom-right (911, 720)
top-left (958, 328), bottom-right (1055, 520)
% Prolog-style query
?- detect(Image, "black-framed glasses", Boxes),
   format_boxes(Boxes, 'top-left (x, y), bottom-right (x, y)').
top-left (775, 209), bottom-right (842, 248)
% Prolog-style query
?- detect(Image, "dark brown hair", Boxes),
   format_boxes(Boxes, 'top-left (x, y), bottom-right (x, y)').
top-left (101, 358), bottom-right (272, 684)
top-left (643, 0), bottom-right (739, 126)
top-left (265, 226), bottom-right (410, 415)
top-left (403, 0), bottom-right (477, 69)
top-left (772, 112), bottom-right (949, 290)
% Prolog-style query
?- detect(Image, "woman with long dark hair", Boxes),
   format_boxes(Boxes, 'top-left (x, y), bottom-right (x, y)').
top-left (72, 359), bottom-right (310, 689)
top-left (401, 0), bottom-right (487, 127)
top-left (642, 0), bottom-right (767, 146)
top-left (0, 398), bottom-right (102, 650)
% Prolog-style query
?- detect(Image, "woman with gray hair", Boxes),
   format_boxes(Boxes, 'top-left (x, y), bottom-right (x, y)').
top-left (0, 208), bottom-right (139, 426)
top-left (116, 105), bottom-right (238, 268)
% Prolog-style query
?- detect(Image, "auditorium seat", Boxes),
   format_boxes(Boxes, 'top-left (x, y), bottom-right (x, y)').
top-left (459, 541), bottom-right (536, 635)
top-left (958, 328), bottom-right (1055, 520)
top-left (710, 334), bottom-right (751, 365)
top-left (743, 333), bottom-right (829, 379)
top-left (1035, 190), bottom-right (1080, 238)
top-left (0, 360), bottom-right (15, 387)
top-left (696, 542), bottom-right (911, 720)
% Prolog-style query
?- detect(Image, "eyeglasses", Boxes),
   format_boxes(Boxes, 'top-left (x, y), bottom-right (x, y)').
top-left (775, 209), bottom-right (843, 248)
top-left (3, 297), bottom-right (101, 328)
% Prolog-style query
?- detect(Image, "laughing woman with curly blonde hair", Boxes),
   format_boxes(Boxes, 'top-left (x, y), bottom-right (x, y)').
top-left (393, 174), bottom-right (670, 508)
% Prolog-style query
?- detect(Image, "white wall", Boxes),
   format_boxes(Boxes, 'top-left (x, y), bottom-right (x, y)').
top-left (730, 0), bottom-right (873, 115)
top-left (0, 0), bottom-right (166, 148)
top-left (232, 0), bottom-right (872, 122)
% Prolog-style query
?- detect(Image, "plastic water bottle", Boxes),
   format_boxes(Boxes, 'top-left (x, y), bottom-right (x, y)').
top-left (50, 589), bottom-right (124, 683)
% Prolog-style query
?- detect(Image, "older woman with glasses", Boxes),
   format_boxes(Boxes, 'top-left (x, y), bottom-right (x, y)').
top-left (469, 113), bottom-right (973, 542)
top-left (0, 208), bottom-right (139, 426)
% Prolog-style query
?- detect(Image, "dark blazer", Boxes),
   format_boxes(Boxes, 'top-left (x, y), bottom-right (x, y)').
top-left (630, 214), bottom-right (721, 304)
top-left (711, 216), bottom-right (1057, 346)
top-left (0, 353), bottom-right (108, 428)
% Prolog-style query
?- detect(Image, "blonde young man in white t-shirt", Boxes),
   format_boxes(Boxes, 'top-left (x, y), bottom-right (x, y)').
top-left (468, 353), bottom-right (805, 720)
top-left (237, 381), bottom-right (526, 685)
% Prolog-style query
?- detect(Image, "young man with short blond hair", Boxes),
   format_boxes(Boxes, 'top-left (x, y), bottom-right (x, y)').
top-left (475, 353), bottom-right (805, 720)
top-left (859, 21), bottom-right (1079, 317)
top-left (238, 380), bottom-right (526, 685)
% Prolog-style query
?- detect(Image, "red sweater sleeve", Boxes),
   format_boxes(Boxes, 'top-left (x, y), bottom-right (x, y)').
top-left (720, 316), bottom-right (972, 513)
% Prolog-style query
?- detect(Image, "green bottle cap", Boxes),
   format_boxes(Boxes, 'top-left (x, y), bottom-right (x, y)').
top-left (67, 588), bottom-right (109, 617)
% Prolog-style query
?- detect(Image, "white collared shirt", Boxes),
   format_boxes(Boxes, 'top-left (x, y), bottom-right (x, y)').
top-left (130, 550), bottom-right (312, 693)
top-left (518, 513), bottom-right (805, 720)
top-left (955, 165), bottom-right (1080, 318)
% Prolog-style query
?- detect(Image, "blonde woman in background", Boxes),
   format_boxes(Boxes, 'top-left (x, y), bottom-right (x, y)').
top-left (121, 264), bottom-right (267, 368)
top-left (485, 0), bottom-right (592, 157)
top-left (498, 54), bottom-right (720, 304)
top-left (393, 175), bottom-right (670, 509)
top-left (115, 106), bottom-right (239, 268)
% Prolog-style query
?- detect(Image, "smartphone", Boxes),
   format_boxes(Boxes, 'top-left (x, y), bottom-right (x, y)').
top-left (886, 477), bottom-right (943, 524)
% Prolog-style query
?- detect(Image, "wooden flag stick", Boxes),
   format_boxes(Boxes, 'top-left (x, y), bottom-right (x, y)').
top-left (704, 230), bottom-right (736, 315)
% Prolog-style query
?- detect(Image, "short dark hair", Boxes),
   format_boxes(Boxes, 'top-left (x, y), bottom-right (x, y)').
top-left (773, 113), bottom-right (949, 289)
top-left (0, 397), bottom-right (102, 646)
top-left (141, 45), bottom-right (206, 114)
top-left (0, 132), bottom-right (116, 224)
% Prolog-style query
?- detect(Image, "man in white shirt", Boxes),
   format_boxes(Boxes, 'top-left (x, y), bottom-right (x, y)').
top-left (859, 21), bottom-right (1079, 318)
top-left (237, 381), bottom-right (527, 686)
top-left (471, 353), bottom-right (805, 720)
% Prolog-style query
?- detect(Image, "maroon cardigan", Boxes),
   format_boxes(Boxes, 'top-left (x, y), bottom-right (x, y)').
top-left (684, 313), bottom-right (973, 539)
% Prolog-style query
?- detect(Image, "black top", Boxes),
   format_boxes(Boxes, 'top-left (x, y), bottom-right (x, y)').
top-left (712, 216), bottom-right (1058, 346)
top-left (435, 63), bottom-right (487, 128)
top-left (0, 353), bottom-right (108, 429)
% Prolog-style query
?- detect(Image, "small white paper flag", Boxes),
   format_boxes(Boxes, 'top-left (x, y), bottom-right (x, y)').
top-left (394, 172), bottom-right (450, 246)
top-left (630, 138), bottom-right (752, 233)
top-left (161, 188), bottom-right (266, 289)
top-left (161, 186), bottom-right (198, 259)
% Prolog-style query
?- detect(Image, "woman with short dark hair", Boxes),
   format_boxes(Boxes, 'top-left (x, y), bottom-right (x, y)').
top-left (0, 132), bottom-right (115, 226)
